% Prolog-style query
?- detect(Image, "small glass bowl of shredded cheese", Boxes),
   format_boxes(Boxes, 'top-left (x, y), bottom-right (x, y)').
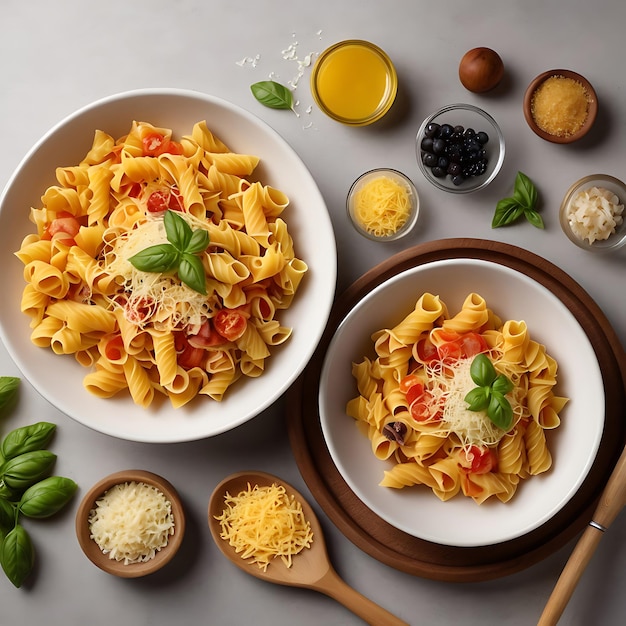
top-left (347, 168), bottom-right (419, 241)
top-left (75, 469), bottom-right (185, 577)
top-left (559, 174), bottom-right (626, 252)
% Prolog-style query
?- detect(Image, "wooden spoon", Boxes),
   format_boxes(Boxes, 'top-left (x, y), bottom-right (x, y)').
top-left (208, 471), bottom-right (409, 626)
top-left (538, 441), bottom-right (626, 625)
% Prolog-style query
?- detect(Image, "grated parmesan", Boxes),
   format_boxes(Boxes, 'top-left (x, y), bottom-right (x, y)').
top-left (421, 358), bottom-right (517, 448)
top-left (215, 483), bottom-right (313, 571)
top-left (566, 186), bottom-right (624, 244)
top-left (104, 213), bottom-right (213, 331)
top-left (88, 481), bottom-right (175, 564)
top-left (353, 175), bottom-right (412, 237)
top-left (531, 75), bottom-right (590, 137)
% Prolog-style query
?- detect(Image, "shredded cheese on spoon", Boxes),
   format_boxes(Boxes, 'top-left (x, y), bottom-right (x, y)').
top-left (215, 482), bottom-right (313, 571)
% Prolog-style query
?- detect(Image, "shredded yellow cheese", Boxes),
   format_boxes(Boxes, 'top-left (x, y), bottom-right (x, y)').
top-left (215, 483), bottom-right (313, 571)
top-left (88, 481), bottom-right (175, 564)
top-left (353, 175), bottom-right (412, 237)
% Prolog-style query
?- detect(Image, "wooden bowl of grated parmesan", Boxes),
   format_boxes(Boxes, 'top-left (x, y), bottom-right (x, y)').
top-left (76, 470), bottom-right (185, 577)
top-left (524, 69), bottom-right (598, 143)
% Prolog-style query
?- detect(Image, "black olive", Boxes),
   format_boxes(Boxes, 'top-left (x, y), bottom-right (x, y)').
top-left (421, 137), bottom-right (434, 152)
top-left (432, 138), bottom-right (446, 154)
top-left (476, 131), bottom-right (489, 144)
top-left (425, 122), bottom-right (441, 138)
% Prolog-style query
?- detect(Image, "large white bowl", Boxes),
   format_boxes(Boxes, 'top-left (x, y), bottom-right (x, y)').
top-left (319, 259), bottom-right (603, 547)
top-left (0, 89), bottom-right (336, 442)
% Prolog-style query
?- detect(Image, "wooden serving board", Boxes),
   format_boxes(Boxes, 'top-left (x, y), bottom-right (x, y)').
top-left (286, 238), bottom-right (626, 582)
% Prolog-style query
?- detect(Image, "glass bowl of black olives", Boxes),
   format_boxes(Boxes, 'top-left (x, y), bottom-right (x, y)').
top-left (416, 103), bottom-right (505, 194)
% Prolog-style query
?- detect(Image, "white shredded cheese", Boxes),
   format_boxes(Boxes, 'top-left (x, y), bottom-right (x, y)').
top-left (104, 214), bottom-right (212, 331)
top-left (566, 186), bottom-right (624, 244)
top-left (423, 358), bottom-right (510, 448)
top-left (88, 481), bottom-right (175, 564)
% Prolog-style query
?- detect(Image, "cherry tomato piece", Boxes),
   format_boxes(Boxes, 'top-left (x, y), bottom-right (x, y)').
top-left (416, 337), bottom-right (438, 363)
top-left (213, 309), bottom-right (247, 341)
top-left (463, 445), bottom-right (497, 474)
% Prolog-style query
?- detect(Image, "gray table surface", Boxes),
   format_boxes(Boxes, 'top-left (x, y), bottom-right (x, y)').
top-left (1, 1), bottom-right (625, 624)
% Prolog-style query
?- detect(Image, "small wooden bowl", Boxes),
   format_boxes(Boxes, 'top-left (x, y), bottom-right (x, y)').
top-left (76, 470), bottom-right (185, 578)
top-left (523, 69), bottom-right (597, 143)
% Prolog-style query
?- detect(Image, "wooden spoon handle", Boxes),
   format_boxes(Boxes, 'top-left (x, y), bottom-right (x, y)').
top-left (537, 524), bottom-right (603, 625)
top-left (314, 566), bottom-right (409, 626)
top-left (538, 442), bottom-right (626, 625)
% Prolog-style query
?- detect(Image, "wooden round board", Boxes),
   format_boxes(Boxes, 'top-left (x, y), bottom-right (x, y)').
top-left (286, 238), bottom-right (626, 582)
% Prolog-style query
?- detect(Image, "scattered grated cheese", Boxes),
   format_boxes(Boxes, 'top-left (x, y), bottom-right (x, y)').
top-left (353, 175), bottom-right (412, 237)
top-left (88, 481), bottom-right (175, 564)
top-left (215, 483), bottom-right (313, 571)
top-left (566, 186), bottom-right (624, 244)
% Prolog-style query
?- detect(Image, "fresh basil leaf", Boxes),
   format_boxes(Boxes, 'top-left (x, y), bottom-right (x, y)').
top-left (178, 254), bottom-right (207, 295)
top-left (185, 227), bottom-right (209, 255)
top-left (464, 386), bottom-right (490, 412)
top-left (469, 354), bottom-right (497, 387)
top-left (1, 450), bottom-right (56, 491)
top-left (513, 171), bottom-right (538, 210)
top-left (1, 421), bottom-right (56, 461)
top-left (0, 377), bottom-right (20, 413)
top-left (525, 209), bottom-right (545, 229)
top-left (492, 197), bottom-right (524, 228)
top-left (487, 392), bottom-right (514, 431)
top-left (129, 243), bottom-right (179, 273)
top-left (492, 374), bottom-right (514, 395)
top-left (164, 209), bottom-right (192, 251)
top-left (250, 80), bottom-right (294, 110)
top-left (19, 476), bottom-right (77, 519)
top-left (0, 524), bottom-right (34, 588)
top-left (0, 499), bottom-right (15, 535)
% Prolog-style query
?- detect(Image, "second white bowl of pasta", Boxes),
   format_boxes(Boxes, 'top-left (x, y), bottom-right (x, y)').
top-left (0, 88), bottom-right (336, 442)
top-left (319, 258), bottom-right (603, 547)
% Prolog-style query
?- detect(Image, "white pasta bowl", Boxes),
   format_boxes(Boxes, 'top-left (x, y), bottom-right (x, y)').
top-left (319, 259), bottom-right (604, 547)
top-left (0, 88), bottom-right (336, 442)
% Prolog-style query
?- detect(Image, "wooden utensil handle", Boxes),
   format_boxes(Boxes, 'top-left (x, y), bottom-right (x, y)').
top-left (315, 567), bottom-right (410, 626)
top-left (537, 524), bottom-right (603, 626)
top-left (538, 442), bottom-right (626, 625)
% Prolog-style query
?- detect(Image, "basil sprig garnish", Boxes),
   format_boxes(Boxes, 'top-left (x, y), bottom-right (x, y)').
top-left (0, 392), bottom-right (78, 588)
top-left (492, 171), bottom-right (544, 229)
top-left (250, 80), bottom-right (295, 111)
top-left (464, 354), bottom-right (514, 431)
top-left (129, 210), bottom-right (209, 295)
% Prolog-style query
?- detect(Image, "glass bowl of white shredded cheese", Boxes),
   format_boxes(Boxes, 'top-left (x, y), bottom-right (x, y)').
top-left (559, 174), bottom-right (626, 252)
top-left (76, 469), bottom-right (185, 577)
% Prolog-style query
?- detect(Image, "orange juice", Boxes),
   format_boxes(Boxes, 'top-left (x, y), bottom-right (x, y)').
top-left (311, 40), bottom-right (397, 125)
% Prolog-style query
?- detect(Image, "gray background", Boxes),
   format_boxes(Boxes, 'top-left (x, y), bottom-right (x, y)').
top-left (1, 1), bottom-right (625, 624)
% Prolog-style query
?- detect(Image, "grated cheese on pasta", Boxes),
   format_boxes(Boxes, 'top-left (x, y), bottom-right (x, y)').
top-left (565, 186), bottom-right (624, 244)
top-left (353, 175), bottom-right (412, 237)
top-left (104, 213), bottom-right (212, 331)
top-left (88, 481), bottom-right (175, 564)
top-left (426, 358), bottom-right (509, 447)
top-left (215, 483), bottom-right (313, 571)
